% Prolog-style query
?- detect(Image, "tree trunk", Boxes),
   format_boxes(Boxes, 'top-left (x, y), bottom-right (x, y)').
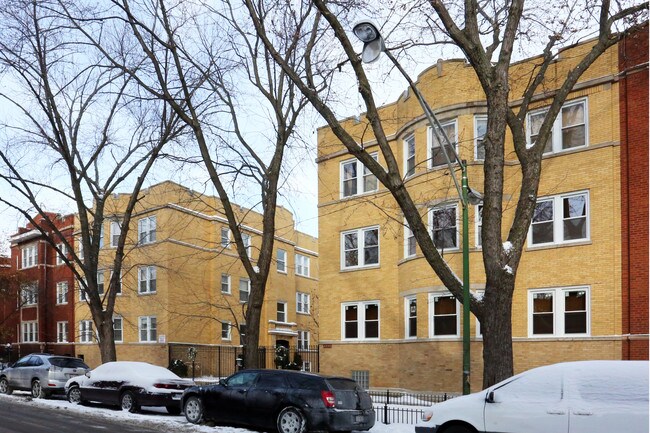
top-left (243, 280), bottom-right (265, 369)
top-left (97, 314), bottom-right (117, 363)
top-left (481, 278), bottom-right (515, 388)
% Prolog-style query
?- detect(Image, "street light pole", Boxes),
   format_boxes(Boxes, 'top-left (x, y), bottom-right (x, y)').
top-left (353, 20), bottom-right (474, 394)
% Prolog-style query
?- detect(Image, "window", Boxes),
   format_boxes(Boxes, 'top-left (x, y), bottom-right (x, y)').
top-left (475, 204), bottom-right (483, 247)
top-left (138, 216), bottom-right (157, 245)
top-left (474, 291), bottom-right (484, 337)
top-left (79, 320), bottom-right (93, 343)
top-left (57, 322), bottom-right (68, 343)
top-left (429, 293), bottom-right (458, 337)
top-left (242, 233), bottom-right (252, 257)
top-left (429, 205), bottom-right (458, 250)
top-left (78, 238), bottom-right (84, 260)
top-left (295, 254), bottom-right (310, 277)
top-left (22, 321), bottom-right (38, 342)
top-left (428, 120), bottom-right (457, 168)
top-left (56, 243), bottom-right (67, 265)
top-left (277, 302), bottom-right (287, 322)
top-left (139, 316), bottom-right (157, 342)
top-left (220, 227), bottom-right (230, 248)
top-left (97, 270), bottom-right (105, 295)
top-left (221, 322), bottom-right (231, 340)
top-left (56, 282), bottom-right (68, 305)
top-left (110, 221), bottom-right (121, 247)
top-left (475, 115), bottom-right (487, 161)
top-left (342, 301), bottom-right (380, 340)
top-left (527, 99), bottom-right (587, 153)
top-left (404, 223), bottom-right (416, 258)
top-left (78, 277), bottom-right (87, 301)
top-left (113, 316), bottom-right (123, 342)
top-left (20, 283), bottom-right (37, 306)
top-left (277, 249), bottom-right (287, 273)
top-left (296, 292), bottom-right (310, 314)
top-left (529, 287), bottom-right (589, 337)
top-left (529, 191), bottom-right (589, 246)
top-left (405, 296), bottom-right (417, 338)
top-left (21, 244), bottom-right (37, 269)
top-left (221, 274), bottom-right (231, 294)
top-left (239, 278), bottom-right (250, 303)
top-left (138, 266), bottom-right (157, 294)
top-left (297, 330), bottom-right (310, 350)
top-left (340, 153), bottom-right (378, 198)
top-left (341, 226), bottom-right (379, 269)
top-left (404, 135), bottom-right (416, 177)
top-left (98, 224), bottom-right (104, 248)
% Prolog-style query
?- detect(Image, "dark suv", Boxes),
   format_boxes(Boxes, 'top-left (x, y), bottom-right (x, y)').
top-left (0, 353), bottom-right (89, 398)
top-left (182, 369), bottom-right (375, 433)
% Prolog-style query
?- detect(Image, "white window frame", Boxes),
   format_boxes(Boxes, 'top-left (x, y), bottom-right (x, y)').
top-left (139, 316), bottom-right (157, 342)
top-left (474, 115), bottom-right (487, 161)
top-left (528, 286), bottom-right (590, 337)
top-left (20, 283), bottom-right (38, 306)
top-left (427, 119), bottom-right (458, 169)
top-left (474, 290), bottom-right (484, 338)
top-left (242, 233), bottom-right (252, 258)
top-left (56, 282), bottom-right (68, 305)
top-left (277, 249), bottom-right (287, 273)
top-left (475, 204), bottom-right (483, 248)
top-left (341, 226), bottom-right (380, 270)
top-left (526, 98), bottom-right (589, 154)
top-left (221, 321), bottom-right (231, 340)
top-left (56, 243), bottom-right (67, 265)
top-left (341, 301), bottom-right (380, 341)
top-left (78, 277), bottom-right (87, 301)
top-left (239, 278), bottom-right (250, 303)
top-left (221, 273), bottom-right (231, 294)
top-left (296, 292), bottom-right (310, 315)
top-left (22, 321), bottom-right (38, 343)
top-left (56, 321), bottom-right (68, 343)
top-left (113, 315), bottom-right (123, 343)
top-left (138, 266), bottom-right (157, 294)
top-left (404, 222), bottom-right (416, 258)
top-left (78, 238), bottom-right (84, 260)
top-left (110, 221), bottom-right (121, 248)
top-left (340, 153), bottom-right (379, 198)
top-left (429, 204), bottom-right (459, 251)
top-left (297, 330), bottom-right (310, 350)
top-left (528, 190), bottom-right (590, 247)
top-left (97, 270), bottom-right (105, 295)
top-left (403, 134), bottom-right (416, 178)
top-left (405, 296), bottom-right (417, 339)
top-left (277, 302), bottom-right (288, 323)
top-left (79, 320), bottom-right (93, 343)
top-left (295, 254), bottom-right (310, 277)
top-left (99, 224), bottom-right (104, 248)
top-left (221, 227), bottom-right (230, 248)
top-left (428, 293), bottom-right (460, 338)
top-left (138, 216), bottom-right (157, 245)
top-left (21, 244), bottom-right (37, 269)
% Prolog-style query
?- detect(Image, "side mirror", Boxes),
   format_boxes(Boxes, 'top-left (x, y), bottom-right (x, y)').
top-left (219, 379), bottom-right (227, 387)
top-left (85, 371), bottom-right (91, 378)
top-left (486, 391), bottom-right (495, 403)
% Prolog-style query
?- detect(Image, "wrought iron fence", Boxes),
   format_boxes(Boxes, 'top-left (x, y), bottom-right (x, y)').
top-left (369, 389), bottom-right (458, 425)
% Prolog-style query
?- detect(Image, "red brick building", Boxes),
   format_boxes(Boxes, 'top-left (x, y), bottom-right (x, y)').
top-left (1, 213), bottom-right (76, 361)
top-left (619, 23), bottom-right (649, 360)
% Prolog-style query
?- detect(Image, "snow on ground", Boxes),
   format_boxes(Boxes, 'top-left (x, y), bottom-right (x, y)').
top-left (0, 391), bottom-right (414, 433)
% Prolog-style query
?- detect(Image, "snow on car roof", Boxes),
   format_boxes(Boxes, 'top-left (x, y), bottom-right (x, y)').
top-left (92, 361), bottom-right (187, 383)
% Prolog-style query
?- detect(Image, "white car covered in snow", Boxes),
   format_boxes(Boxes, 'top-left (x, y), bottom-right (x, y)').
top-left (415, 360), bottom-right (649, 433)
top-left (65, 361), bottom-right (194, 414)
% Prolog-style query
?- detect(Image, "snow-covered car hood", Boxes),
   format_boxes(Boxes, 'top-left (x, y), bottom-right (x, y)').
top-left (416, 391), bottom-right (487, 430)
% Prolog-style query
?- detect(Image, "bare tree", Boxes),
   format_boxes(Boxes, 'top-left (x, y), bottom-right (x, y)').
top-left (0, 0), bottom-right (182, 363)
top-left (241, 0), bottom-right (648, 386)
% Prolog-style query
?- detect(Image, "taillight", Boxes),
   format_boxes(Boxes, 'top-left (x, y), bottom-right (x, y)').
top-left (321, 390), bottom-right (336, 408)
top-left (153, 383), bottom-right (175, 389)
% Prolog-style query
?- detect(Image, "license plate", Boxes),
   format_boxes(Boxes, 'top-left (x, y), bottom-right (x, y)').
top-left (354, 415), bottom-right (365, 423)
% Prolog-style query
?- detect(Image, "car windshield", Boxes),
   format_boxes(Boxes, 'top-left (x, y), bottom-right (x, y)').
top-left (327, 378), bottom-right (359, 390)
top-left (49, 357), bottom-right (89, 369)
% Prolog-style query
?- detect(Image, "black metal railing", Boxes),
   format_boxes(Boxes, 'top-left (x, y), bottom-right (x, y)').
top-left (369, 389), bottom-right (457, 425)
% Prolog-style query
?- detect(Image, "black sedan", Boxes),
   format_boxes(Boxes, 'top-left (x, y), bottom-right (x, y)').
top-left (65, 361), bottom-right (194, 414)
top-left (182, 369), bottom-right (375, 433)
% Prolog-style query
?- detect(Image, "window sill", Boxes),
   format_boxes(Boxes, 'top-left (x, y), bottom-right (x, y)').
top-left (339, 189), bottom-right (381, 201)
top-left (138, 292), bottom-right (157, 296)
top-left (526, 239), bottom-right (592, 251)
top-left (340, 264), bottom-right (380, 273)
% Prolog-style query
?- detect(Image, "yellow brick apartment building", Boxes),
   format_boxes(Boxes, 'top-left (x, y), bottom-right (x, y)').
top-left (317, 39), bottom-right (631, 392)
top-left (74, 181), bottom-right (319, 371)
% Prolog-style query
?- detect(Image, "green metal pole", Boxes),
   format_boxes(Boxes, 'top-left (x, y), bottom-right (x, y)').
top-left (461, 162), bottom-right (471, 395)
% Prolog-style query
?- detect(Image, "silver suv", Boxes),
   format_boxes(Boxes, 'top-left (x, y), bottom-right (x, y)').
top-left (0, 353), bottom-right (89, 398)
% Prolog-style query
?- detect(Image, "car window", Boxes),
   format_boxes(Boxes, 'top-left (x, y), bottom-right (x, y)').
top-left (256, 373), bottom-right (288, 389)
top-left (49, 357), bottom-right (89, 369)
top-left (286, 374), bottom-right (325, 390)
top-left (227, 372), bottom-right (259, 388)
top-left (13, 356), bottom-right (31, 367)
top-left (493, 367), bottom-right (563, 403)
top-left (573, 369), bottom-right (649, 403)
top-left (30, 357), bottom-right (44, 367)
top-left (327, 378), bottom-right (359, 391)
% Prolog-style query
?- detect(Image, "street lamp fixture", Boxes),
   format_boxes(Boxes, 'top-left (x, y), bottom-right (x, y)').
top-left (353, 20), bottom-right (477, 395)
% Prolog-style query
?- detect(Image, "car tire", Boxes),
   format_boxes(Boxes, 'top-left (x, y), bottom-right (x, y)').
top-left (184, 396), bottom-right (204, 424)
top-left (120, 391), bottom-right (140, 413)
top-left (166, 404), bottom-right (181, 415)
top-left (31, 379), bottom-right (47, 399)
top-left (442, 425), bottom-right (475, 433)
top-left (0, 377), bottom-right (13, 395)
top-left (67, 385), bottom-right (84, 405)
top-left (277, 406), bottom-right (306, 433)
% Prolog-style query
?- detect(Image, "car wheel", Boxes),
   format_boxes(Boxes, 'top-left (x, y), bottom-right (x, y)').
top-left (67, 385), bottom-right (84, 405)
top-left (166, 404), bottom-right (181, 415)
top-left (0, 377), bottom-right (12, 395)
top-left (442, 425), bottom-right (475, 433)
top-left (277, 406), bottom-right (306, 433)
top-left (184, 396), bottom-right (204, 424)
top-left (120, 391), bottom-right (140, 413)
top-left (31, 379), bottom-right (47, 399)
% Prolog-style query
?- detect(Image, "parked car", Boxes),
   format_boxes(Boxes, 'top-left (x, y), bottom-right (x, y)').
top-left (182, 369), bottom-right (375, 433)
top-left (415, 360), bottom-right (649, 433)
top-left (65, 361), bottom-right (194, 414)
top-left (0, 353), bottom-right (89, 398)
